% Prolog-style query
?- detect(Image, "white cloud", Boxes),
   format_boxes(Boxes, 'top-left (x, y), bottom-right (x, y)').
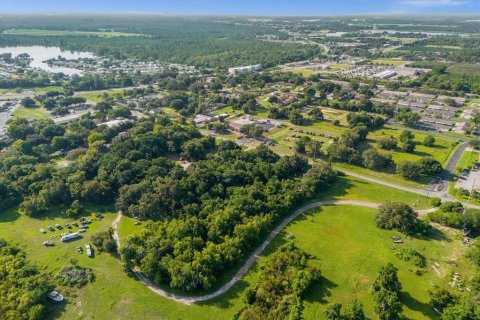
top-left (400, 0), bottom-right (468, 7)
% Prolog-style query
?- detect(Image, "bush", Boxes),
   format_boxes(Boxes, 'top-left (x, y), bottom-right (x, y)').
top-left (423, 135), bottom-right (435, 147)
top-left (393, 248), bottom-right (426, 268)
top-left (55, 265), bottom-right (94, 288)
top-left (378, 136), bottom-right (397, 150)
top-left (396, 161), bottom-right (421, 180)
top-left (431, 198), bottom-right (442, 207)
top-left (419, 158), bottom-right (442, 175)
top-left (91, 228), bottom-right (117, 254)
top-left (376, 202), bottom-right (419, 234)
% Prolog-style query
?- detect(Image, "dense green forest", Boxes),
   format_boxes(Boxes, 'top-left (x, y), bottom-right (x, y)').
top-left (0, 239), bottom-right (54, 320)
top-left (0, 16), bottom-right (320, 68)
top-left (1, 114), bottom-right (337, 291)
top-left (234, 243), bottom-right (320, 320)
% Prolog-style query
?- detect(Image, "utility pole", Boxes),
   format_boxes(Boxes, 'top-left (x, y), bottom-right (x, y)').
top-left (468, 176), bottom-right (477, 203)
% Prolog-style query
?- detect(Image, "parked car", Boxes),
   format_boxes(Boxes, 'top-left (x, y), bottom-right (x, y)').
top-left (48, 291), bottom-right (64, 302)
top-left (65, 223), bottom-right (71, 229)
top-left (47, 226), bottom-right (55, 231)
top-left (55, 224), bottom-right (62, 229)
top-left (78, 228), bottom-right (87, 233)
top-left (43, 241), bottom-right (54, 247)
top-left (77, 246), bottom-right (83, 253)
top-left (39, 228), bottom-right (46, 233)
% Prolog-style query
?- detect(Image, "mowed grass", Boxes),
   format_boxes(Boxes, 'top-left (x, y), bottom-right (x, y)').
top-left (369, 127), bottom-right (457, 166)
top-left (370, 58), bottom-right (407, 66)
top-left (13, 106), bottom-right (50, 119)
top-left (314, 175), bottom-right (432, 209)
top-left (265, 205), bottom-right (475, 320)
top-left (454, 150), bottom-right (479, 173)
top-left (425, 45), bottom-right (462, 50)
top-left (447, 63), bottom-right (480, 76)
top-left (266, 121), bottom-right (458, 188)
top-left (3, 29), bottom-right (145, 37)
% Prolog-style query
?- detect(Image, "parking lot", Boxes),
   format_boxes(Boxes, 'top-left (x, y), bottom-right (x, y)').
top-left (455, 167), bottom-right (480, 191)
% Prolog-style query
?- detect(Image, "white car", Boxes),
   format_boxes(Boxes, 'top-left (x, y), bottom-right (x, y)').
top-left (48, 291), bottom-right (64, 302)
top-left (39, 228), bottom-right (46, 233)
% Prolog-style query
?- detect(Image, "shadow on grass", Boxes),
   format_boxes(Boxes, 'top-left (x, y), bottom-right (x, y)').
top-left (400, 291), bottom-right (436, 320)
top-left (46, 299), bottom-right (67, 320)
top-left (413, 227), bottom-right (450, 242)
top-left (304, 276), bottom-right (338, 304)
top-left (0, 207), bottom-right (20, 223)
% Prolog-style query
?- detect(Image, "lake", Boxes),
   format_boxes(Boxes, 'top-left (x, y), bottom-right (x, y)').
top-left (0, 46), bottom-right (94, 76)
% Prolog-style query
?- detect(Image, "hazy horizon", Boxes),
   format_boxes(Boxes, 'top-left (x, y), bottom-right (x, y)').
top-left (1, 0), bottom-right (479, 15)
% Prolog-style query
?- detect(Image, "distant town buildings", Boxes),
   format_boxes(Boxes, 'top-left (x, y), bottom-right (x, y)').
top-left (228, 64), bottom-right (262, 75)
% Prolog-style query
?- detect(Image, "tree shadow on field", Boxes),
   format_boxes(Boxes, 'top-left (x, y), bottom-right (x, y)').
top-left (400, 291), bottom-right (436, 319)
top-left (0, 207), bottom-right (20, 223)
top-left (304, 276), bottom-right (338, 304)
top-left (411, 225), bottom-right (450, 243)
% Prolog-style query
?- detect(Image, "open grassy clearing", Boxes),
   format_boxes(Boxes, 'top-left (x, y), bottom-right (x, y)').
top-left (368, 126), bottom-right (458, 166)
top-left (265, 120), bottom-right (458, 187)
top-left (76, 89), bottom-right (127, 102)
top-left (425, 45), bottom-right (462, 50)
top-left (370, 58), bottom-right (407, 66)
top-left (13, 105), bottom-right (50, 119)
top-left (329, 63), bottom-right (350, 70)
top-left (383, 36), bottom-right (420, 44)
top-left (313, 175), bottom-right (431, 209)
top-left (266, 205), bottom-right (475, 320)
top-left (468, 98), bottom-right (480, 107)
top-left (0, 173), bottom-right (439, 319)
top-left (447, 63), bottom-right (480, 76)
top-left (3, 28), bottom-right (145, 37)
top-left (454, 150), bottom-right (479, 173)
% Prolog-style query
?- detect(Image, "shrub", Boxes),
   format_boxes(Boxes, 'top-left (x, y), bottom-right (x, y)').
top-left (91, 228), bottom-right (117, 254)
top-left (55, 265), bottom-right (94, 288)
top-left (431, 198), bottom-right (442, 207)
top-left (376, 202), bottom-right (419, 234)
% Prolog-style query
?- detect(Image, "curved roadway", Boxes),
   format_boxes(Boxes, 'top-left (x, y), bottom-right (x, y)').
top-left (112, 200), bottom-right (437, 305)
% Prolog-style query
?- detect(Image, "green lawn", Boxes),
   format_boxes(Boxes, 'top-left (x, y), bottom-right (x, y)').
top-left (426, 45), bottom-right (462, 50)
top-left (3, 29), bottom-right (145, 37)
top-left (454, 150), bottom-right (479, 173)
top-left (13, 106), bottom-right (50, 120)
top-left (369, 127), bottom-right (458, 166)
top-left (267, 205), bottom-right (474, 320)
top-left (0, 173), bottom-right (457, 319)
top-left (265, 122), bottom-right (458, 188)
top-left (314, 175), bottom-right (432, 209)
top-left (370, 58), bottom-right (408, 66)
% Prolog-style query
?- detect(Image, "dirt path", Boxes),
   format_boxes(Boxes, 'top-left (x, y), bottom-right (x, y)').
top-left (111, 200), bottom-right (436, 305)
top-left (112, 211), bottom-right (122, 248)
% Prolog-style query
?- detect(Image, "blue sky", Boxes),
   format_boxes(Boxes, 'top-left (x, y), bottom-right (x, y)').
top-left (0, 0), bottom-right (479, 15)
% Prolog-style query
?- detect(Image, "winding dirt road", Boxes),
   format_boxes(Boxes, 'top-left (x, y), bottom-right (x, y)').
top-left (112, 200), bottom-right (437, 305)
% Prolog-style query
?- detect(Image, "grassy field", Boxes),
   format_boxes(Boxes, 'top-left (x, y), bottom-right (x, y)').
top-left (447, 63), bottom-right (480, 76)
top-left (425, 45), bottom-right (462, 50)
top-left (370, 58), bottom-right (407, 66)
top-left (383, 36), bottom-right (420, 44)
top-left (264, 120), bottom-right (458, 188)
top-left (329, 63), bottom-right (350, 70)
top-left (269, 205), bottom-right (475, 320)
top-left (314, 175), bottom-right (432, 209)
top-left (13, 106), bottom-right (50, 120)
top-left (368, 127), bottom-right (457, 166)
top-left (3, 29), bottom-right (145, 37)
top-left (76, 89), bottom-right (126, 102)
top-left (0, 173), bottom-right (444, 320)
top-left (454, 150), bottom-right (479, 173)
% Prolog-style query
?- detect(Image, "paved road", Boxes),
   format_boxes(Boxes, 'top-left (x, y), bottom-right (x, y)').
top-left (112, 200), bottom-right (436, 305)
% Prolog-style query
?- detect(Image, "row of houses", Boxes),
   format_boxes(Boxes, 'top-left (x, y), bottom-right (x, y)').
top-left (378, 90), bottom-right (467, 106)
